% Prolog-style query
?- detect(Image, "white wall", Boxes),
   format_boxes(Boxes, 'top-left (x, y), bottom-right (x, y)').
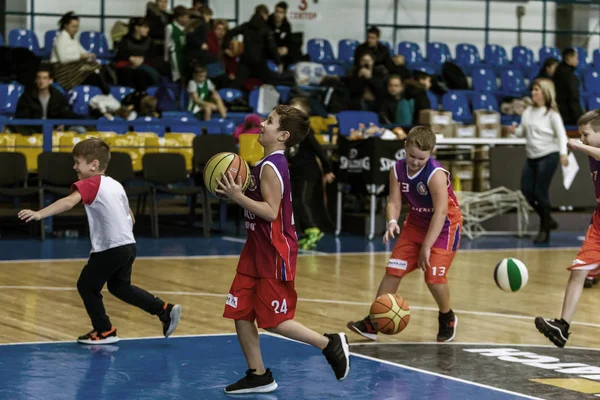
top-left (13, 0), bottom-right (599, 63)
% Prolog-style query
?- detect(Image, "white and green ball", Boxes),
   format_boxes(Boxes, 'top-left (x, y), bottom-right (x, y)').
top-left (494, 258), bottom-right (528, 292)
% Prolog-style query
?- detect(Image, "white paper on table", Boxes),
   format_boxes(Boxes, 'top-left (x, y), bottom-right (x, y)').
top-left (562, 152), bottom-right (579, 190)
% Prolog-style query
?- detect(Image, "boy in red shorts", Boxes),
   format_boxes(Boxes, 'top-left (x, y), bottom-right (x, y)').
top-left (217, 105), bottom-right (350, 394)
top-left (348, 126), bottom-right (463, 342)
top-left (536, 109), bottom-right (600, 347)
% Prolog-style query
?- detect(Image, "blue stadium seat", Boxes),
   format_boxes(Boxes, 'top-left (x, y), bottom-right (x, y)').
top-left (426, 91), bottom-right (439, 110)
top-left (499, 69), bottom-right (527, 96)
top-left (0, 32), bottom-right (4, 47)
top-left (410, 63), bottom-right (437, 76)
top-left (587, 95), bottom-right (600, 111)
top-left (442, 91), bottom-right (472, 123)
top-left (539, 46), bottom-right (561, 64)
top-left (68, 85), bottom-right (103, 116)
top-left (427, 42), bottom-right (452, 64)
top-left (484, 44), bottom-right (509, 68)
top-left (595, 49), bottom-right (600, 68)
top-left (249, 88), bottom-right (260, 114)
top-left (132, 117), bottom-right (166, 136)
top-left (511, 46), bottom-right (534, 71)
top-left (397, 41), bottom-right (424, 64)
top-left (170, 118), bottom-right (221, 135)
top-left (218, 88), bottom-right (243, 104)
top-left (575, 47), bottom-right (590, 73)
top-left (380, 41), bottom-right (393, 55)
top-left (146, 86), bottom-right (158, 97)
top-left (109, 86), bottom-right (134, 101)
top-left (472, 92), bottom-right (499, 112)
top-left (276, 85), bottom-right (291, 104)
top-left (307, 38), bottom-right (336, 63)
top-left (162, 111), bottom-right (195, 119)
top-left (42, 30), bottom-right (59, 58)
top-left (455, 43), bottom-right (482, 72)
top-left (336, 111), bottom-right (378, 136)
top-left (80, 31), bottom-right (114, 59)
top-left (471, 68), bottom-right (498, 92)
top-left (96, 117), bottom-right (129, 134)
top-left (584, 70), bottom-right (600, 95)
top-left (338, 39), bottom-right (359, 63)
top-left (324, 64), bottom-right (345, 76)
top-left (8, 29), bottom-right (43, 57)
top-left (0, 83), bottom-right (24, 116)
top-left (267, 60), bottom-right (279, 73)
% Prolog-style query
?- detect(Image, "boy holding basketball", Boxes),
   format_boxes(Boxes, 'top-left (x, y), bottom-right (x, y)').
top-left (536, 109), bottom-right (600, 348)
top-left (18, 138), bottom-right (181, 344)
top-left (348, 126), bottom-right (463, 342)
top-left (216, 105), bottom-right (350, 394)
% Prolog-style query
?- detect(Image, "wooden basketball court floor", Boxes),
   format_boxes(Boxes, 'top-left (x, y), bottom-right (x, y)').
top-left (2, 234), bottom-right (600, 399)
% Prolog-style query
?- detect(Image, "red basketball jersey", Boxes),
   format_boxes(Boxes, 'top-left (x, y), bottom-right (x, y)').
top-left (237, 150), bottom-right (298, 281)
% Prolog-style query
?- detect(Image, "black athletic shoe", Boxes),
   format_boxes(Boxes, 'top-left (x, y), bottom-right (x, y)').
top-left (347, 316), bottom-right (378, 341)
top-left (437, 310), bottom-right (458, 342)
top-left (159, 303), bottom-right (182, 337)
top-left (322, 333), bottom-right (351, 381)
top-left (535, 317), bottom-right (569, 348)
top-left (224, 369), bottom-right (278, 394)
top-left (584, 277), bottom-right (597, 288)
top-left (77, 327), bottom-right (119, 345)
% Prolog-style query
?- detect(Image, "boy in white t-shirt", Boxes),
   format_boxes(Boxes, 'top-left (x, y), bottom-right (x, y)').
top-left (187, 64), bottom-right (227, 121)
top-left (18, 138), bottom-right (182, 345)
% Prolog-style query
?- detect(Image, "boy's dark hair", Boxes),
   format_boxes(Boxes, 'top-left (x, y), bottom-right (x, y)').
top-left (578, 109), bottom-right (600, 133)
top-left (255, 4), bottom-right (269, 16)
top-left (72, 138), bottom-right (111, 171)
top-left (58, 11), bottom-right (79, 30)
top-left (405, 126), bottom-right (436, 152)
top-left (193, 63), bottom-right (207, 74)
top-left (173, 5), bottom-right (190, 18)
top-left (562, 47), bottom-right (577, 59)
top-left (367, 26), bottom-right (380, 37)
top-left (413, 70), bottom-right (430, 81)
top-left (200, 6), bottom-right (213, 16)
top-left (289, 96), bottom-right (310, 112)
top-left (275, 1), bottom-right (288, 11)
top-left (275, 105), bottom-right (310, 148)
top-left (387, 74), bottom-right (402, 84)
top-left (37, 64), bottom-right (54, 79)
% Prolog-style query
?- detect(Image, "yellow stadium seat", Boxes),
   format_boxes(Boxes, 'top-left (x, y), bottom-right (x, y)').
top-left (15, 134), bottom-right (43, 172)
top-left (0, 133), bottom-right (17, 151)
top-left (54, 132), bottom-right (78, 152)
top-left (165, 133), bottom-right (194, 170)
top-left (238, 134), bottom-right (264, 166)
top-left (85, 131), bottom-right (117, 140)
top-left (145, 135), bottom-right (193, 170)
top-left (106, 135), bottom-right (146, 171)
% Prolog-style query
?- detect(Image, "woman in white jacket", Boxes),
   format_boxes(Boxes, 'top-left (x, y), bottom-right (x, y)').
top-left (51, 12), bottom-right (109, 91)
top-left (510, 78), bottom-right (569, 243)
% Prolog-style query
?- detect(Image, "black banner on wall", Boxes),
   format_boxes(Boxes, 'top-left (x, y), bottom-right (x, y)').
top-left (337, 137), bottom-right (406, 186)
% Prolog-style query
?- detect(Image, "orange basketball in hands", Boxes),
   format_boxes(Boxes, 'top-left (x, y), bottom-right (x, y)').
top-left (203, 152), bottom-right (250, 199)
top-left (369, 294), bottom-right (411, 335)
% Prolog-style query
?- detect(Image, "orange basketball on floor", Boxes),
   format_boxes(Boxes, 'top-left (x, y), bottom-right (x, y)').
top-left (369, 294), bottom-right (411, 335)
top-left (203, 152), bottom-right (250, 199)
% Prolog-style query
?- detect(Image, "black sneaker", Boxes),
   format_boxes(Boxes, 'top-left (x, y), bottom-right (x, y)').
top-left (159, 303), bottom-right (182, 337)
top-left (322, 333), bottom-right (350, 381)
top-left (584, 277), bottom-right (597, 288)
top-left (535, 317), bottom-right (569, 348)
top-left (224, 368), bottom-right (278, 394)
top-left (77, 327), bottom-right (119, 345)
top-left (437, 311), bottom-right (458, 342)
top-left (347, 316), bottom-right (378, 341)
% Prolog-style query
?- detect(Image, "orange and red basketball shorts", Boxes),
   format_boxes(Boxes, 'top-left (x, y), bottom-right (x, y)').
top-left (568, 213), bottom-right (600, 276)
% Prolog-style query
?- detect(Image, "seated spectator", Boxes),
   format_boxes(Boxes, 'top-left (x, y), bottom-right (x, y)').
top-left (50, 12), bottom-right (110, 92)
top-left (206, 19), bottom-right (240, 87)
top-left (114, 17), bottom-right (162, 90)
top-left (267, 2), bottom-right (301, 68)
top-left (345, 53), bottom-right (385, 112)
top-left (233, 114), bottom-right (262, 142)
top-left (354, 26), bottom-right (410, 80)
top-left (11, 65), bottom-right (79, 134)
top-left (553, 48), bottom-right (583, 125)
top-left (145, 0), bottom-right (172, 59)
top-left (89, 92), bottom-right (121, 119)
top-left (379, 75), bottom-right (410, 125)
top-left (182, 7), bottom-right (213, 80)
top-left (537, 57), bottom-right (559, 80)
top-left (165, 5), bottom-right (190, 82)
top-left (187, 64), bottom-right (227, 120)
top-left (403, 70), bottom-right (433, 120)
top-left (189, 0), bottom-right (206, 19)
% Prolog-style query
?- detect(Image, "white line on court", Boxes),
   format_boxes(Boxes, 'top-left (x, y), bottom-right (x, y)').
top-left (1, 285), bottom-right (599, 330)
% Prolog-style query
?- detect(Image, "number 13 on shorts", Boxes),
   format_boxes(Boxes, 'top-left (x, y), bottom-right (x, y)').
top-left (271, 299), bottom-right (288, 314)
top-left (431, 266), bottom-right (446, 276)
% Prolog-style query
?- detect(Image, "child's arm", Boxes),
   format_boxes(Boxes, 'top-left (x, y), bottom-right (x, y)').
top-left (419, 170), bottom-right (449, 270)
top-left (212, 90), bottom-right (227, 118)
top-left (18, 191), bottom-right (82, 222)
top-left (569, 139), bottom-right (600, 160)
top-left (383, 168), bottom-right (402, 243)
top-left (216, 166), bottom-right (282, 222)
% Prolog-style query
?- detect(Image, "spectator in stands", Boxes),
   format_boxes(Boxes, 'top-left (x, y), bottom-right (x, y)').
top-left (206, 19), bottom-right (240, 87)
top-left (146, 0), bottom-right (172, 59)
top-left (509, 78), bottom-right (569, 244)
top-left (50, 12), bottom-right (110, 92)
top-left (182, 7), bottom-right (213, 80)
top-left (223, 5), bottom-right (294, 87)
top-left (553, 48), bottom-right (583, 125)
top-left (379, 75), bottom-right (409, 125)
top-left (165, 6), bottom-right (190, 82)
top-left (189, 0), bottom-right (206, 19)
top-left (187, 64), bottom-right (227, 120)
top-left (537, 57), bottom-right (559, 80)
top-left (287, 97), bottom-right (335, 250)
top-left (354, 26), bottom-right (410, 80)
top-left (114, 18), bottom-right (161, 91)
top-left (346, 53), bottom-right (385, 112)
top-left (89, 92), bottom-right (121, 120)
top-left (267, 2), bottom-right (299, 68)
top-left (12, 65), bottom-right (79, 134)
top-left (404, 70), bottom-right (432, 118)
